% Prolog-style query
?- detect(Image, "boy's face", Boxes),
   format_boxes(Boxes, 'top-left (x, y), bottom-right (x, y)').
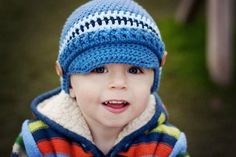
top-left (70, 64), bottom-right (154, 130)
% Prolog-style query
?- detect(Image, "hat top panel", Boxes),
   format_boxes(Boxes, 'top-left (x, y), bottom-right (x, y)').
top-left (60, 0), bottom-right (156, 45)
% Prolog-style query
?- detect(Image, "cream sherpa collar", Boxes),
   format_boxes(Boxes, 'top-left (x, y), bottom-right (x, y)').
top-left (36, 90), bottom-right (156, 145)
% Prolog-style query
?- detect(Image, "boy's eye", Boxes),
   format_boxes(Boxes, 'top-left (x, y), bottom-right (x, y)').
top-left (128, 66), bottom-right (143, 74)
top-left (91, 66), bottom-right (107, 73)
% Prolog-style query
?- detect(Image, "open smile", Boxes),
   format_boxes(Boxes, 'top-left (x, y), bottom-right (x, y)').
top-left (102, 100), bottom-right (130, 114)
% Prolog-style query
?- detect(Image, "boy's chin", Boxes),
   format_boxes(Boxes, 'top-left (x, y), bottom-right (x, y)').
top-left (100, 120), bottom-right (129, 130)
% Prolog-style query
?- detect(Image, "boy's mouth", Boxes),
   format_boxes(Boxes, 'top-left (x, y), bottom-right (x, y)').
top-left (102, 100), bottom-right (130, 114)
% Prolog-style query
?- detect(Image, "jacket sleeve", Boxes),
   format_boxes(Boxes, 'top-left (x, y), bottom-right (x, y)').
top-left (11, 133), bottom-right (27, 157)
top-left (169, 132), bottom-right (190, 157)
top-left (11, 120), bottom-right (43, 157)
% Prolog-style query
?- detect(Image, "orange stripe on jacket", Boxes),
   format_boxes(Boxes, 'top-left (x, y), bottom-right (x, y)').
top-left (119, 142), bottom-right (172, 157)
top-left (71, 143), bottom-right (93, 157)
top-left (38, 138), bottom-right (70, 155)
top-left (38, 138), bottom-right (93, 156)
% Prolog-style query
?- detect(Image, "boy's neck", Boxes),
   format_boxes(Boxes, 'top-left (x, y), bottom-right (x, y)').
top-left (88, 123), bottom-right (124, 155)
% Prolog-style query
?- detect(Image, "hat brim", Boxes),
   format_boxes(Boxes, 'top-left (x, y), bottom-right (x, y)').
top-left (67, 43), bottom-right (160, 74)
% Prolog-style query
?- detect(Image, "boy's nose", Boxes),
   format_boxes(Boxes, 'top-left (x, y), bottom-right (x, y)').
top-left (108, 72), bottom-right (128, 90)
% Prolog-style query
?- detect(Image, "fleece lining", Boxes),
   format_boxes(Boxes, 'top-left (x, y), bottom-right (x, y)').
top-left (37, 91), bottom-right (156, 144)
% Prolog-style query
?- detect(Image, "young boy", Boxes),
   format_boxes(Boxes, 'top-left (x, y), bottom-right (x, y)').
top-left (12, 0), bottom-right (188, 156)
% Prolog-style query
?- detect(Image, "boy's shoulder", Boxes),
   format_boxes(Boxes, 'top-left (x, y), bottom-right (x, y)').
top-left (148, 112), bottom-right (182, 142)
top-left (11, 120), bottom-right (47, 157)
top-left (148, 119), bottom-right (188, 157)
top-left (11, 120), bottom-right (64, 157)
top-left (19, 119), bottom-right (67, 144)
top-left (11, 119), bottom-right (94, 157)
top-left (117, 119), bottom-right (189, 157)
top-left (137, 111), bottom-right (189, 157)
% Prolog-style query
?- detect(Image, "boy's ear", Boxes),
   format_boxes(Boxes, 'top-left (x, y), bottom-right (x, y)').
top-left (161, 51), bottom-right (168, 67)
top-left (69, 87), bottom-right (76, 98)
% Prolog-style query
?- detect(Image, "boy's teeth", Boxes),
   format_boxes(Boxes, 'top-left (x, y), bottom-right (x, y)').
top-left (110, 100), bottom-right (123, 104)
top-left (103, 100), bottom-right (128, 105)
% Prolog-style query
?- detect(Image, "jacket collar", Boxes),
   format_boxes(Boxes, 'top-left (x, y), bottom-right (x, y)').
top-left (31, 87), bottom-right (168, 153)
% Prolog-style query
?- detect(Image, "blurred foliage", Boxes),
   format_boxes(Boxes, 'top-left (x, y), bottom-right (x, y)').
top-left (0, 0), bottom-right (235, 156)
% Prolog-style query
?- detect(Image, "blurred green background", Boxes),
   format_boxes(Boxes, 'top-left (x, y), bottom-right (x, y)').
top-left (0, 0), bottom-right (236, 156)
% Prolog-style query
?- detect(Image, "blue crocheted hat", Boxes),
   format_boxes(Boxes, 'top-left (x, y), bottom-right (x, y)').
top-left (57, 0), bottom-right (165, 93)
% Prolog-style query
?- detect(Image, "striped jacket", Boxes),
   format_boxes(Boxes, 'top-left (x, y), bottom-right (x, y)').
top-left (11, 88), bottom-right (188, 157)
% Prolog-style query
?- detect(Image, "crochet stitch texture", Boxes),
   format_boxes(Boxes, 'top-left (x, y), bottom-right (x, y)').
top-left (57, 0), bottom-right (165, 93)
